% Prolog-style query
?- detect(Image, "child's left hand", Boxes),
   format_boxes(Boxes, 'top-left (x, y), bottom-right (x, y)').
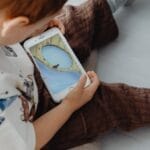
top-left (49, 19), bottom-right (65, 34)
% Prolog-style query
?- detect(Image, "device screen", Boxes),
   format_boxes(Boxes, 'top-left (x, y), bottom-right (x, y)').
top-left (28, 33), bottom-right (83, 97)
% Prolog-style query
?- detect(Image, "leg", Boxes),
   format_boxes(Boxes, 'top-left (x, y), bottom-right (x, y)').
top-left (57, 0), bottom-right (135, 60)
top-left (57, 0), bottom-right (119, 63)
top-left (42, 82), bottom-right (150, 150)
top-left (95, 82), bottom-right (150, 131)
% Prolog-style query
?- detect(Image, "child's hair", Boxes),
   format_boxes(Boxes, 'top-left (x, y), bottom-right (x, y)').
top-left (0, 0), bottom-right (67, 23)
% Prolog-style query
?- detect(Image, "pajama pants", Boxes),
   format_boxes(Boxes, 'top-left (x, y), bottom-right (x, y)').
top-left (33, 0), bottom-right (150, 149)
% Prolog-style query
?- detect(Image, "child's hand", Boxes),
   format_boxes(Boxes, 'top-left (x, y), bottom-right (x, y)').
top-left (62, 71), bottom-right (100, 113)
top-left (49, 19), bottom-right (65, 34)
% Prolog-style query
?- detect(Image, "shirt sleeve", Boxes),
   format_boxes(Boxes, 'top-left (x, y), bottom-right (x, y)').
top-left (0, 115), bottom-right (36, 150)
top-left (26, 122), bottom-right (36, 150)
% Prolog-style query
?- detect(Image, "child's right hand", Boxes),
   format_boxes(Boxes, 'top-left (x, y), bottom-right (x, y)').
top-left (62, 71), bottom-right (100, 113)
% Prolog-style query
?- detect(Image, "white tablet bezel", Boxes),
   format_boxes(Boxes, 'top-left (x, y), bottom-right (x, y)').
top-left (23, 28), bottom-right (91, 103)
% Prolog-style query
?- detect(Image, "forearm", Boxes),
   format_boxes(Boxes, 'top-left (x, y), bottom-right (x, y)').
top-left (33, 71), bottom-right (99, 149)
top-left (33, 102), bottom-right (74, 150)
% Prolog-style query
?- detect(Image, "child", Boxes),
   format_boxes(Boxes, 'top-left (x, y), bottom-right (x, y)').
top-left (1, 0), bottom-right (149, 150)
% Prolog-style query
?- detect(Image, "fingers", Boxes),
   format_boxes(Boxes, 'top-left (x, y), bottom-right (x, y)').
top-left (86, 71), bottom-right (100, 93)
top-left (88, 71), bottom-right (99, 83)
top-left (87, 71), bottom-right (95, 79)
top-left (76, 75), bottom-right (87, 90)
top-left (49, 19), bottom-right (65, 34)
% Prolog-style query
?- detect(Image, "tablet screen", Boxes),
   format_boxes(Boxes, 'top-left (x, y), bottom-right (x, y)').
top-left (29, 34), bottom-right (83, 96)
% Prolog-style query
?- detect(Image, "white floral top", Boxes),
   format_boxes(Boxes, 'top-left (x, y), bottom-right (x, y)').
top-left (0, 44), bottom-right (38, 150)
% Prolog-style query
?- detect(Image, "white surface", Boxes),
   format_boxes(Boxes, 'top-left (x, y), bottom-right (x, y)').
top-left (97, 0), bottom-right (150, 88)
top-left (69, 0), bottom-right (150, 150)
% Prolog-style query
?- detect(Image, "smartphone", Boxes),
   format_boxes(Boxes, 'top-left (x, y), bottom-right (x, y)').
top-left (23, 28), bottom-right (91, 103)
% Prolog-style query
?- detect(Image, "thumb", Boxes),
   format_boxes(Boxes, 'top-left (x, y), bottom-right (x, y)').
top-left (76, 75), bottom-right (87, 90)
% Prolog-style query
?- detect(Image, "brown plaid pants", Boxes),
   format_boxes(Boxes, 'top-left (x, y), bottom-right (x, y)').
top-left (33, 0), bottom-right (150, 149)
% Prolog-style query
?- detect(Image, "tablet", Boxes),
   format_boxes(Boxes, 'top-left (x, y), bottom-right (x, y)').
top-left (23, 28), bottom-right (91, 103)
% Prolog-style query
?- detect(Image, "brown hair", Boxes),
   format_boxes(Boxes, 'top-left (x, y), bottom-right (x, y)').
top-left (0, 0), bottom-right (67, 23)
